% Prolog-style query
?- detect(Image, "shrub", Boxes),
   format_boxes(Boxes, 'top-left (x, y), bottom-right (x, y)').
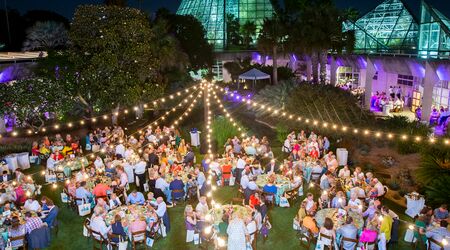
top-left (387, 178), bottom-right (400, 191)
top-left (275, 123), bottom-right (290, 145)
top-left (0, 143), bottom-right (31, 156)
top-left (211, 116), bottom-right (247, 152)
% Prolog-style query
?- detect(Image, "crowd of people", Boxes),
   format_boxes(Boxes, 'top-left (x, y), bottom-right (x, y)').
top-left (370, 87), bottom-right (405, 113)
top-left (1, 122), bottom-right (449, 249)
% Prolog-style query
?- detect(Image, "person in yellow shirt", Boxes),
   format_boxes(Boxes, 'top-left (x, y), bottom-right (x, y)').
top-left (378, 206), bottom-right (393, 250)
top-left (302, 211), bottom-right (319, 236)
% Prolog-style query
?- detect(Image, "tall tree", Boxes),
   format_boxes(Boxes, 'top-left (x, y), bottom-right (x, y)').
top-left (226, 14), bottom-right (242, 47)
top-left (257, 15), bottom-right (286, 85)
top-left (69, 5), bottom-right (162, 117)
top-left (22, 21), bottom-right (68, 51)
top-left (150, 19), bottom-right (189, 84)
top-left (241, 21), bottom-right (256, 49)
top-left (159, 13), bottom-right (214, 71)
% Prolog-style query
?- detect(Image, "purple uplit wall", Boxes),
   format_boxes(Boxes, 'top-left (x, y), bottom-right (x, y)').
top-left (436, 65), bottom-right (450, 81)
top-left (0, 66), bottom-right (14, 83)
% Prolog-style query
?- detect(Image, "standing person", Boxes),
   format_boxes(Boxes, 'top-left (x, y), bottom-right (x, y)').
top-left (155, 197), bottom-right (170, 233)
top-left (235, 155), bottom-right (246, 185)
top-left (134, 158), bottom-right (147, 192)
top-left (184, 205), bottom-right (197, 243)
top-left (195, 167), bottom-right (206, 197)
top-left (227, 214), bottom-right (248, 250)
top-left (378, 206), bottom-right (393, 250)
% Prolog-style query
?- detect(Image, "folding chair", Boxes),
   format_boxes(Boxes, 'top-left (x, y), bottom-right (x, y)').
top-left (91, 229), bottom-right (107, 250)
top-left (131, 230), bottom-right (147, 250)
top-left (340, 237), bottom-right (358, 250)
top-left (318, 233), bottom-right (334, 250)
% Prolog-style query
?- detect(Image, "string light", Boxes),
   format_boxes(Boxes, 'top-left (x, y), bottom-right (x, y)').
top-left (4, 83), bottom-right (201, 138)
top-left (215, 87), bottom-right (448, 146)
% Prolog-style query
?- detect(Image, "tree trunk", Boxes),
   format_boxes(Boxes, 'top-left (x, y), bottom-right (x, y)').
top-left (319, 50), bottom-right (328, 84)
top-left (0, 115), bottom-right (6, 134)
top-left (272, 45), bottom-right (278, 85)
top-left (311, 51), bottom-right (319, 84)
top-left (135, 102), bottom-right (144, 120)
top-left (111, 105), bottom-right (120, 125)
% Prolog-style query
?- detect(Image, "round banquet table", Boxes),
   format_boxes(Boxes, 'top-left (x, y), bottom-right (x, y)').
top-left (105, 205), bottom-right (157, 227)
top-left (207, 205), bottom-right (253, 226)
top-left (256, 174), bottom-right (291, 205)
top-left (85, 176), bottom-right (112, 192)
top-left (55, 157), bottom-right (88, 177)
top-left (315, 208), bottom-right (364, 231)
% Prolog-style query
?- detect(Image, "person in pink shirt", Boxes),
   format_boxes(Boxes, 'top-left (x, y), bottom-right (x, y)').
top-left (128, 214), bottom-right (147, 233)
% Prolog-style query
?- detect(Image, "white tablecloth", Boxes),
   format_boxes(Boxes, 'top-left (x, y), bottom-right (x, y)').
top-left (190, 131), bottom-right (201, 147)
top-left (405, 196), bottom-right (425, 218)
top-left (17, 152), bottom-right (30, 169)
top-left (336, 148), bottom-right (348, 166)
top-left (4, 154), bottom-right (19, 172)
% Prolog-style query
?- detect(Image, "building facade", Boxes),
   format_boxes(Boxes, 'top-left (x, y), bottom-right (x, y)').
top-left (176, 0), bottom-right (273, 50)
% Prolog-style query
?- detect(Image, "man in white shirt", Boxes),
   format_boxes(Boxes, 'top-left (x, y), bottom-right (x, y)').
top-left (338, 166), bottom-right (351, 178)
top-left (373, 178), bottom-right (385, 196)
top-left (240, 170), bottom-right (250, 190)
top-left (347, 193), bottom-right (362, 213)
top-left (236, 155), bottom-right (246, 185)
top-left (155, 175), bottom-right (172, 204)
top-left (155, 197), bottom-right (170, 233)
top-left (195, 196), bottom-right (209, 218)
top-left (134, 158), bottom-right (147, 192)
top-left (94, 156), bottom-right (104, 169)
top-left (24, 197), bottom-right (41, 212)
top-left (90, 207), bottom-right (110, 239)
top-left (115, 143), bottom-right (125, 157)
top-left (124, 148), bottom-right (134, 159)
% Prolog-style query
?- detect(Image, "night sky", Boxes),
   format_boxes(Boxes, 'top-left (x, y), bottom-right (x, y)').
top-left (5, 0), bottom-right (450, 20)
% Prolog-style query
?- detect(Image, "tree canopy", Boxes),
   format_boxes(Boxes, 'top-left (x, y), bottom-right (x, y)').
top-left (0, 78), bottom-right (73, 131)
top-left (69, 5), bottom-right (162, 114)
top-left (156, 11), bottom-right (214, 71)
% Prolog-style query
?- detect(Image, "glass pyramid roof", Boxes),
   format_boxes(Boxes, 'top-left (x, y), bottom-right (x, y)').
top-left (343, 0), bottom-right (419, 53)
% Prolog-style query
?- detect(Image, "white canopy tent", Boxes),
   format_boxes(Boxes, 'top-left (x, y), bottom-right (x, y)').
top-left (238, 68), bottom-right (270, 90)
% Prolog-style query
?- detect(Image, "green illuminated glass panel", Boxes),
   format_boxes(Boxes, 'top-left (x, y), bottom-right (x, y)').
top-left (177, 0), bottom-right (273, 50)
top-left (418, 1), bottom-right (450, 58)
top-left (343, 0), bottom-right (419, 53)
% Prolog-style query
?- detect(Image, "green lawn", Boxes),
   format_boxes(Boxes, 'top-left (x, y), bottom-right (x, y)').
top-left (23, 163), bottom-right (416, 250)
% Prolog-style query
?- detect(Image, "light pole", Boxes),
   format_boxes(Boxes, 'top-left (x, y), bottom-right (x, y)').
top-left (3, 0), bottom-right (11, 46)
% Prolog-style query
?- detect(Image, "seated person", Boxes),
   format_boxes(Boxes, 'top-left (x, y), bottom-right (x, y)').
top-left (425, 220), bottom-right (450, 250)
top-left (302, 211), bottom-right (319, 236)
top-left (108, 193), bottom-right (122, 210)
top-left (23, 197), bottom-right (41, 212)
top-left (126, 190), bottom-right (145, 205)
top-left (169, 175), bottom-right (185, 201)
top-left (433, 204), bottom-right (449, 221)
top-left (303, 193), bottom-right (317, 213)
top-left (129, 214), bottom-right (147, 234)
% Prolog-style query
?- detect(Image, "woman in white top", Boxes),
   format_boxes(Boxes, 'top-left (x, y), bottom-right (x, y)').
top-left (338, 166), bottom-right (351, 178)
top-left (319, 217), bottom-right (336, 247)
top-left (245, 216), bottom-right (257, 245)
top-left (227, 215), bottom-right (248, 250)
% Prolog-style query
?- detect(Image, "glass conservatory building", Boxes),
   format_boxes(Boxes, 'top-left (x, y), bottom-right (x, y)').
top-left (176, 0), bottom-right (273, 50)
top-left (343, 0), bottom-right (450, 59)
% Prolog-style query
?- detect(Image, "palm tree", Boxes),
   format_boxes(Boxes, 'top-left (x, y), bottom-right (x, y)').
top-left (22, 21), bottom-right (68, 51)
top-left (286, 0), bottom-right (353, 84)
top-left (241, 21), bottom-right (256, 49)
top-left (257, 15), bottom-right (286, 85)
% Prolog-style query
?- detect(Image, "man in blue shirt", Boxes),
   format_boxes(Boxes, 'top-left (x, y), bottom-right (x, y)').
top-left (169, 175), bottom-right (185, 201)
top-left (126, 190), bottom-right (145, 205)
top-left (75, 181), bottom-right (92, 205)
